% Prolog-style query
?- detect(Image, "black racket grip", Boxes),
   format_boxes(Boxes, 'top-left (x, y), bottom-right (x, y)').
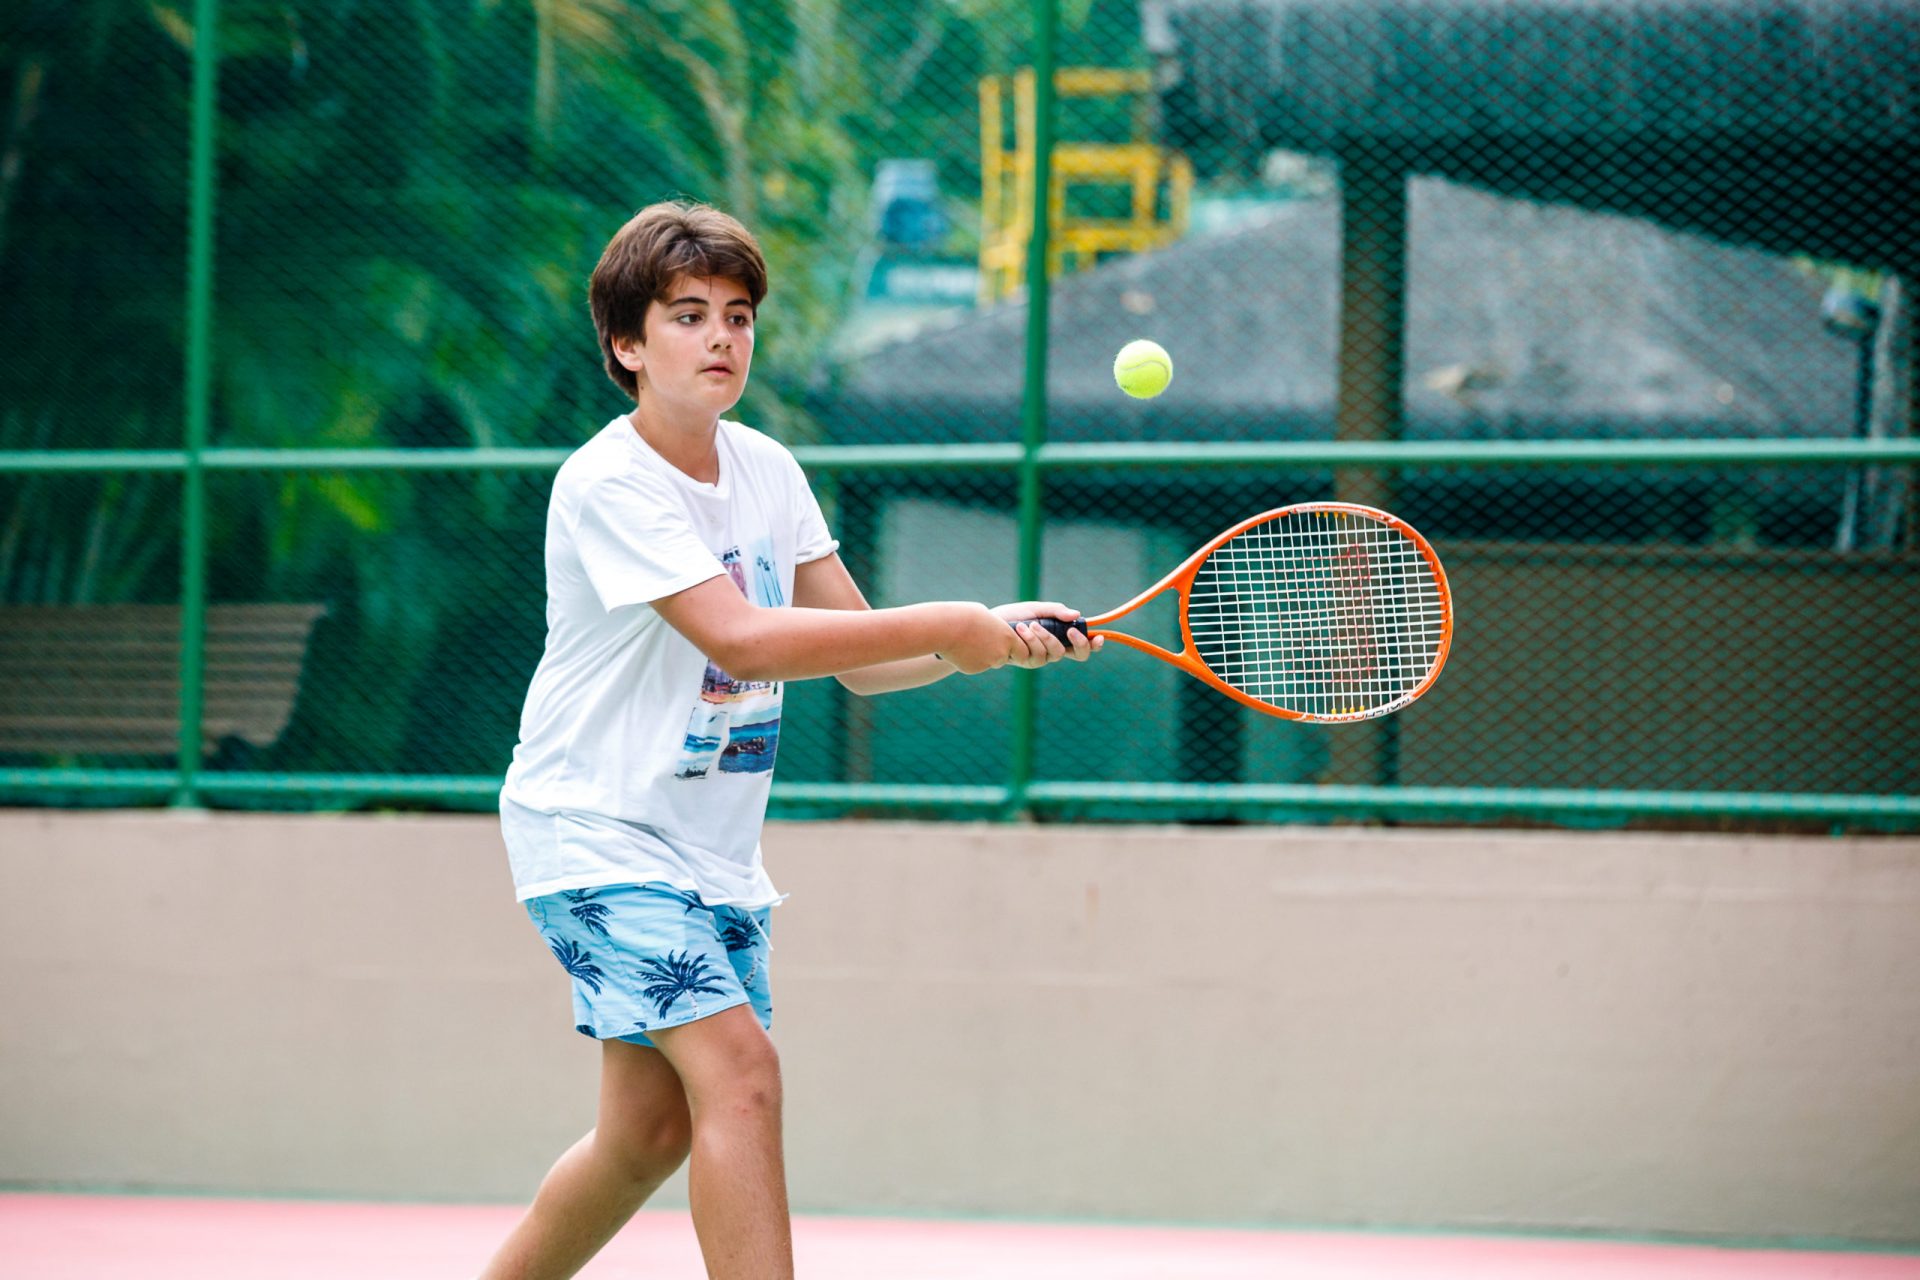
top-left (1030, 617), bottom-right (1090, 645)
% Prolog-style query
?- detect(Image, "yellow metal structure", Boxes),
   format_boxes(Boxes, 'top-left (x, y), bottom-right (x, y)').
top-left (979, 67), bottom-right (1193, 303)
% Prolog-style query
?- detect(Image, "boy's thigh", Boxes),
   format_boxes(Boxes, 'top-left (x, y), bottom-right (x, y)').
top-left (648, 1002), bottom-right (782, 1099)
top-left (596, 1038), bottom-right (693, 1143)
top-left (525, 882), bottom-right (772, 1046)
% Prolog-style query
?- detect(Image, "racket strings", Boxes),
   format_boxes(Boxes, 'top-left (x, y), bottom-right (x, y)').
top-left (1187, 512), bottom-right (1447, 717)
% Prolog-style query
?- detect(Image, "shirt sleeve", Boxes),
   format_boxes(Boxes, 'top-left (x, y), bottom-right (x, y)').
top-left (572, 472), bottom-right (725, 612)
top-left (787, 454), bottom-right (840, 565)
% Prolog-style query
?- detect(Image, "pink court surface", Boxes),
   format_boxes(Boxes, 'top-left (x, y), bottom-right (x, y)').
top-left (4, 1193), bottom-right (1917, 1280)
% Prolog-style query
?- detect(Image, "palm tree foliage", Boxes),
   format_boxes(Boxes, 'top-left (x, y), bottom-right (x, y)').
top-left (546, 935), bottom-right (606, 993)
top-left (635, 948), bottom-right (728, 1018)
top-left (561, 886), bottom-right (613, 937)
top-left (656, 886), bottom-right (711, 915)
top-left (2, 0), bottom-right (1140, 778)
top-left (715, 914), bottom-right (762, 985)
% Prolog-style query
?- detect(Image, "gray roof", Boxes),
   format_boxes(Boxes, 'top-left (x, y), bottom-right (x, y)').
top-left (826, 179), bottom-right (1855, 446)
top-left (1153, 0), bottom-right (1920, 264)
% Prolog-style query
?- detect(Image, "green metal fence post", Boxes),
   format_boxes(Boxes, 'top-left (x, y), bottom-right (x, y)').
top-left (175, 0), bottom-right (218, 808)
top-left (1007, 0), bottom-right (1058, 818)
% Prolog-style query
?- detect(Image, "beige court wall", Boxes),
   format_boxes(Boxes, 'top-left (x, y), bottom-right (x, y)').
top-left (1, 809), bottom-right (1916, 1245)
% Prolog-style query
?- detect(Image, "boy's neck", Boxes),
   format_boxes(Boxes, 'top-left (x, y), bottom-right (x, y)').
top-left (628, 403), bottom-right (721, 485)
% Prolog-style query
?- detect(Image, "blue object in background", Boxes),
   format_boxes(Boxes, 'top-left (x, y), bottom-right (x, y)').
top-left (873, 158), bottom-right (949, 251)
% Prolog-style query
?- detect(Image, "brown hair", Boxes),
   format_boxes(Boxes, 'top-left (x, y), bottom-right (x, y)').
top-left (589, 202), bottom-right (770, 400)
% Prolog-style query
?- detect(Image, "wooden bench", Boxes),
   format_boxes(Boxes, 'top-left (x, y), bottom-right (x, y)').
top-left (0, 603), bottom-right (327, 759)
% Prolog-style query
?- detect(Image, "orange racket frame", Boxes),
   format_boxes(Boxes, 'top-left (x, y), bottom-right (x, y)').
top-left (1068, 503), bottom-right (1454, 724)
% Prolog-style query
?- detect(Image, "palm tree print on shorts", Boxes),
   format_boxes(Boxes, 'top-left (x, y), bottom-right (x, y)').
top-left (560, 887), bottom-right (613, 938)
top-left (657, 887), bottom-right (711, 915)
top-left (636, 950), bottom-right (729, 1019)
top-left (716, 916), bottom-right (762, 986)
top-left (547, 937), bottom-right (607, 995)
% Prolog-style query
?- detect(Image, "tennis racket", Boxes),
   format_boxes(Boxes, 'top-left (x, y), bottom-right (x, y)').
top-left (1037, 504), bottom-right (1453, 723)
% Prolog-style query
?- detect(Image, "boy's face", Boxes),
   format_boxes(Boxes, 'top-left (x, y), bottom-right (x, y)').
top-left (613, 274), bottom-right (755, 419)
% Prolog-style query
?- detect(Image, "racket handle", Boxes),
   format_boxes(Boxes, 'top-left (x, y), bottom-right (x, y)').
top-left (1030, 617), bottom-right (1089, 645)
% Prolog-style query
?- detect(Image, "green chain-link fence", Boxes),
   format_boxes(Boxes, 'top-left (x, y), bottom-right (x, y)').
top-left (3, 0), bottom-right (1917, 828)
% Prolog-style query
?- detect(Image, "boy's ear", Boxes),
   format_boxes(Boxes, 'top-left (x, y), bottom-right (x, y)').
top-left (611, 333), bottom-right (646, 372)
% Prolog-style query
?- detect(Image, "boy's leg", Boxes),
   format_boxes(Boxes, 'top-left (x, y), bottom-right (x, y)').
top-left (479, 1039), bottom-right (692, 1280)
top-left (648, 1003), bottom-right (793, 1280)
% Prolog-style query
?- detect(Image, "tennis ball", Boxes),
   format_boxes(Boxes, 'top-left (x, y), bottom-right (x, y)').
top-left (1113, 339), bottom-right (1172, 399)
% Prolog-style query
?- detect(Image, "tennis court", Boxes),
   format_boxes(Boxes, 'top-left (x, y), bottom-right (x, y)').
top-left (9, 1193), bottom-right (1919, 1279)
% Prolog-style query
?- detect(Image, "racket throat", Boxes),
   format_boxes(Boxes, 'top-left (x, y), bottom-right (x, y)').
top-left (1087, 583), bottom-right (1192, 668)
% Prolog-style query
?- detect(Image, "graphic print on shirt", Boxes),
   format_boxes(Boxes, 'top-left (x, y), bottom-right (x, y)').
top-left (676, 540), bottom-right (784, 779)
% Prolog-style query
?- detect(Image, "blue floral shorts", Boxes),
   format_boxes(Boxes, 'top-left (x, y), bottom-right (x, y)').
top-left (524, 882), bottom-right (772, 1046)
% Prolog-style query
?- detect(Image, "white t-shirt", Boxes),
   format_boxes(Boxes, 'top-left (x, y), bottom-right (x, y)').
top-left (500, 415), bottom-right (838, 906)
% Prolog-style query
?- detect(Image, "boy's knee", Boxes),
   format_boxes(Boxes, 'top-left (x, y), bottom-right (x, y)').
top-left (728, 1035), bottom-right (782, 1094)
top-left (699, 1035), bottom-right (784, 1117)
top-left (655, 1007), bottom-right (784, 1119)
top-left (729, 1065), bottom-right (783, 1119)
top-left (597, 1109), bottom-right (692, 1180)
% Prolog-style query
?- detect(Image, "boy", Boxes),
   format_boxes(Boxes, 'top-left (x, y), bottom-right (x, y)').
top-left (481, 202), bottom-right (1094, 1280)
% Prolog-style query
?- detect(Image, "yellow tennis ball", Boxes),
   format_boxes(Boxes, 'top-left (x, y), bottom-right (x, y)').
top-left (1113, 339), bottom-right (1172, 399)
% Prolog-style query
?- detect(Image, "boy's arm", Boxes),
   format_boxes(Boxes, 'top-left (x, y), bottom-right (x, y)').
top-left (789, 554), bottom-right (1093, 695)
top-left (790, 554), bottom-right (949, 693)
top-left (651, 560), bottom-right (1021, 680)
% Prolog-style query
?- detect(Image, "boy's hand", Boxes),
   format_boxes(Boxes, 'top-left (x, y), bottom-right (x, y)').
top-left (993, 601), bottom-right (1101, 669)
top-left (938, 602), bottom-right (1027, 674)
